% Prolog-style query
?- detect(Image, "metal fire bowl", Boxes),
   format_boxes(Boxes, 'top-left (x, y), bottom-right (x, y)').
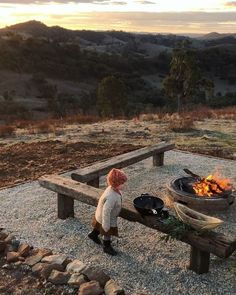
top-left (167, 177), bottom-right (235, 212)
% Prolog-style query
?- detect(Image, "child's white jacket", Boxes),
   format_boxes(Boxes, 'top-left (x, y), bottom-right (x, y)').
top-left (95, 186), bottom-right (122, 232)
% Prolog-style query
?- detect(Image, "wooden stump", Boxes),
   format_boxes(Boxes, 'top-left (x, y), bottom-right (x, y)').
top-left (57, 194), bottom-right (74, 219)
top-left (189, 246), bottom-right (210, 274)
top-left (153, 152), bottom-right (164, 166)
top-left (87, 178), bottom-right (99, 188)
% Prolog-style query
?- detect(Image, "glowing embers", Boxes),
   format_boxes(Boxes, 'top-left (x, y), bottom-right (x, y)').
top-left (193, 173), bottom-right (233, 197)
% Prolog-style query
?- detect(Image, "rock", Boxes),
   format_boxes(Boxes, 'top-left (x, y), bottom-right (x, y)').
top-left (13, 261), bottom-right (23, 266)
top-left (42, 254), bottom-right (70, 268)
top-left (30, 248), bottom-right (52, 257)
top-left (4, 244), bottom-right (15, 255)
top-left (78, 281), bottom-right (103, 295)
top-left (66, 260), bottom-right (86, 273)
top-left (32, 262), bottom-right (65, 279)
top-left (4, 235), bottom-right (15, 244)
top-left (104, 279), bottom-right (125, 295)
top-left (11, 239), bottom-right (20, 250)
top-left (41, 263), bottom-right (65, 279)
top-left (37, 248), bottom-right (53, 258)
top-left (82, 266), bottom-right (110, 288)
top-left (25, 253), bottom-right (43, 266)
top-left (0, 232), bottom-right (8, 240)
top-left (6, 251), bottom-right (19, 263)
top-left (2, 264), bottom-right (11, 269)
top-left (18, 244), bottom-right (31, 257)
top-left (0, 240), bottom-right (6, 252)
top-left (18, 256), bottom-right (25, 262)
top-left (32, 262), bottom-right (45, 275)
top-left (48, 270), bottom-right (70, 285)
top-left (68, 273), bottom-right (87, 287)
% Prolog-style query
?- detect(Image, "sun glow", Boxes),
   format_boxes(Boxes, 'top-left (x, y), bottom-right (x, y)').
top-left (0, 0), bottom-right (235, 33)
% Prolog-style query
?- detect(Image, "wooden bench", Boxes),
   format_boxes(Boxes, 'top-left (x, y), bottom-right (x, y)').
top-left (39, 175), bottom-right (236, 275)
top-left (71, 142), bottom-right (175, 187)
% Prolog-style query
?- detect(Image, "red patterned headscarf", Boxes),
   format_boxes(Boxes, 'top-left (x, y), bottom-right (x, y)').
top-left (107, 168), bottom-right (127, 189)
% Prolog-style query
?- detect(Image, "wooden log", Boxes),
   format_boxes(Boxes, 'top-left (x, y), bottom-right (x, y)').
top-left (71, 142), bottom-right (175, 183)
top-left (57, 193), bottom-right (74, 219)
top-left (39, 175), bottom-right (236, 259)
top-left (87, 178), bottom-right (99, 188)
top-left (153, 152), bottom-right (164, 166)
top-left (189, 246), bottom-right (210, 274)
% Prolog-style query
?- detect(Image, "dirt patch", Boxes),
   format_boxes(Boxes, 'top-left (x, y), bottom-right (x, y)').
top-left (0, 140), bottom-right (142, 188)
top-left (0, 257), bottom-right (76, 295)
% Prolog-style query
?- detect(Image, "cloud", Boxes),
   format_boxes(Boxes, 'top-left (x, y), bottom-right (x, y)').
top-left (111, 1), bottom-right (127, 5)
top-left (224, 1), bottom-right (236, 6)
top-left (135, 0), bottom-right (156, 4)
top-left (0, 0), bottom-right (108, 3)
top-left (2, 11), bottom-right (236, 34)
top-left (45, 11), bottom-right (236, 33)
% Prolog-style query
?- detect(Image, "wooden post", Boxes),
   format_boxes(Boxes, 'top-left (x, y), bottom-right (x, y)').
top-left (87, 178), bottom-right (99, 188)
top-left (189, 246), bottom-right (210, 274)
top-left (57, 194), bottom-right (74, 219)
top-left (153, 152), bottom-right (164, 166)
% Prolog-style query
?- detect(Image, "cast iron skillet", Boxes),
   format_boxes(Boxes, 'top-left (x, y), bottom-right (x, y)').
top-left (133, 193), bottom-right (169, 219)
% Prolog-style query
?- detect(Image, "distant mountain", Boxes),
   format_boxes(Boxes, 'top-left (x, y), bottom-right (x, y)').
top-left (0, 20), bottom-right (77, 41)
top-left (200, 32), bottom-right (236, 40)
top-left (3, 20), bottom-right (48, 34)
top-left (1, 20), bottom-right (236, 56)
top-left (0, 20), bottom-right (189, 45)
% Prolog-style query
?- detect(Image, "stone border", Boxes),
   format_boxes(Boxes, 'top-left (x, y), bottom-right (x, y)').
top-left (0, 230), bottom-right (125, 295)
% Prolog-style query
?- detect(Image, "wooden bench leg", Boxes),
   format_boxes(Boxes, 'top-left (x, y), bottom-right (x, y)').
top-left (153, 152), bottom-right (164, 166)
top-left (57, 193), bottom-right (74, 219)
top-left (189, 246), bottom-right (210, 274)
top-left (87, 178), bottom-right (99, 188)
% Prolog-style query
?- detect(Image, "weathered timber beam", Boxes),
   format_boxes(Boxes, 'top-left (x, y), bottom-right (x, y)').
top-left (39, 175), bottom-right (236, 259)
top-left (189, 246), bottom-right (210, 274)
top-left (71, 142), bottom-right (175, 183)
top-left (153, 152), bottom-right (164, 166)
top-left (58, 193), bottom-right (74, 219)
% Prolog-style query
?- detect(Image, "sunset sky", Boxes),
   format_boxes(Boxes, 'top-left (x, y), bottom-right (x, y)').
top-left (0, 0), bottom-right (236, 34)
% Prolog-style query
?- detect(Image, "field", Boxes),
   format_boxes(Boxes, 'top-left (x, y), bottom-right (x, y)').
top-left (0, 107), bottom-right (235, 189)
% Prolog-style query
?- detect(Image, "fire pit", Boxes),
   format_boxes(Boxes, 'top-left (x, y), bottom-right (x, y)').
top-left (167, 170), bottom-right (235, 212)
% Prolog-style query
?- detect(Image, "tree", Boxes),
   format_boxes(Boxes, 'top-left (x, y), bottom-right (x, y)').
top-left (163, 42), bottom-right (214, 112)
top-left (97, 76), bottom-right (127, 117)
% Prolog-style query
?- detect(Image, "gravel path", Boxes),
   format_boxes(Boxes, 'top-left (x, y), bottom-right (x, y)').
top-left (0, 150), bottom-right (236, 295)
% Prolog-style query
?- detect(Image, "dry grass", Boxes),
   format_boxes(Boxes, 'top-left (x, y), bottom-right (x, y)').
top-left (138, 106), bottom-right (236, 123)
top-left (9, 114), bottom-right (102, 135)
top-left (185, 106), bottom-right (236, 121)
top-left (168, 117), bottom-right (195, 132)
top-left (63, 114), bottom-right (101, 124)
top-left (28, 121), bottom-right (55, 134)
top-left (0, 125), bottom-right (15, 138)
top-left (138, 114), bottom-right (158, 122)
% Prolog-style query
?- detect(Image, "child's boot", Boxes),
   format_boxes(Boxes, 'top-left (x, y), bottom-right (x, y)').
top-left (88, 229), bottom-right (101, 244)
top-left (103, 240), bottom-right (117, 256)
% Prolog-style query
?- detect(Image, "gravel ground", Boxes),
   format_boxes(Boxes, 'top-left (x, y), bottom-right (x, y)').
top-left (0, 150), bottom-right (236, 295)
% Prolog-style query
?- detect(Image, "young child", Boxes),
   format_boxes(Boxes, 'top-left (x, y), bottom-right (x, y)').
top-left (88, 168), bottom-right (127, 256)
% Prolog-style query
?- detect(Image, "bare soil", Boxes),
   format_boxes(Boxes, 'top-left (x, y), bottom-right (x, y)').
top-left (0, 140), bottom-right (141, 188)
